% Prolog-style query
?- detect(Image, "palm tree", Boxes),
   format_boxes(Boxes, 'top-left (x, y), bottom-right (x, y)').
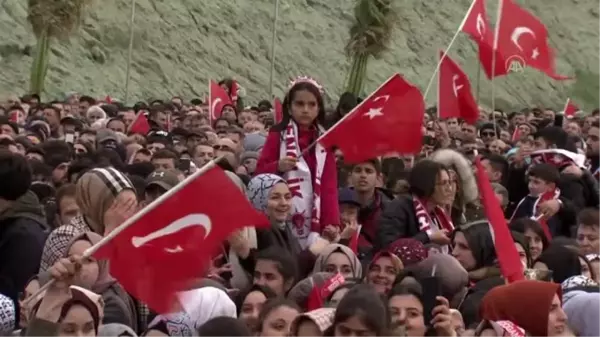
top-left (344, 0), bottom-right (396, 96)
top-left (27, 0), bottom-right (90, 96)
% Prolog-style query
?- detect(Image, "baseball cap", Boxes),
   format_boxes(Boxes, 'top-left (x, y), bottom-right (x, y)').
top-left (145, 169), bottom-right (180, 191)
top-left (338, 187), bottom-right (361, 207)
top-left (96, 128), bottom-right (118, 145)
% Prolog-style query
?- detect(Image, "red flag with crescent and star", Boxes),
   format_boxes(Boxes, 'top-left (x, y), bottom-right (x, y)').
top-left (317, 74), bottom-right (424, 163)
top-left (94, 166), bottom-right (269, 313)
top-left (460, 0), bottom-right (493, 46)
top-left (209, 80), bottom-right (233, 123)
top-left (438, 51), bottom-right (479, 124)
top-left (563, 98), bottom-right (580, 118)
top-left (478, 0), bottom-right (569, 80)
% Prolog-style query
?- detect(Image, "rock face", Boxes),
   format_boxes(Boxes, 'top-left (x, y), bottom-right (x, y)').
top-left (0, 0), bottom-right (598, 109)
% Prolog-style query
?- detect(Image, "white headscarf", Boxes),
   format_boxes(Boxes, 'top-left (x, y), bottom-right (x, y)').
top-left (148, 287), bottom-right (236, 336)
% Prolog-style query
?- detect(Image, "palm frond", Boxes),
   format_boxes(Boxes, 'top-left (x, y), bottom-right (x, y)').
top-left (345, 0), bottom-right (396, 58)
top-left (27, 0), bottom-right (91, 39)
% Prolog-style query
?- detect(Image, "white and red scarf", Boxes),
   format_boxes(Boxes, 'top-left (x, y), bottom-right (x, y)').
top-left (280, 121), bottom-right (326, 248)
top-left (413, 197), bottom-right (454, 253)
top-left (510, 188), bottom-right (560, 240)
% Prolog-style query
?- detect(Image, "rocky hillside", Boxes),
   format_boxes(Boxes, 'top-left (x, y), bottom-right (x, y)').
top-left (0, 0), bottom-right (598, 110)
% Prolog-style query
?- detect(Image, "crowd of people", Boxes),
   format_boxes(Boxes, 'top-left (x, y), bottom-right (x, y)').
top-left (0, 76), bottom-right (598, 337)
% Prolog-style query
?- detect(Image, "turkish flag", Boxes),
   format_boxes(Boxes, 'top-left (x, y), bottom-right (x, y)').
top-left (306, 273), bottom-right (345, 311)
top-left (94, 166), bottom-right (269, 313)
top-left (318, 74), bottom-right (424, 163)
top-left (474, 157), bottom-right (524, 283)
top-left (479, 0), bottom-right (569, 80)
top-left (563, 98), bottom-right (579, 117)
top-left (461, 0), bottom-right (493, 45)
top-left (230, 80), bottom-right (239, 104)
top-left (274, 98), bottom-right (283, 123)
top-left (209, 80), bottom-right (233, 122)
top-left (438, 51), bottom-right (479, 124)
top-left (128, 112), bottom-right (151, 135)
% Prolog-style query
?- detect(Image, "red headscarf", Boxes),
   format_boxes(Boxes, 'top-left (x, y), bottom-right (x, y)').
top-left (480, 280), bottom-right (561, 336)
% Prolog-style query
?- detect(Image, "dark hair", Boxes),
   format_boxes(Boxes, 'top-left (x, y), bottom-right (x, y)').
top-left (326, 284), bottom-right (389, 336)
top-left (511, 231), bottom-right (532, 268)
top-left (124, 162), bottom-right (156, 179)
top-left (535, 243), bottom-right (581, 284)
top-left (528, 163), bottom-right (560, 185)
top-left (198, 316), bottom-right (250, 336)
top-left (67, 157), bottom-right (95, 183)
top-left (510, 217), bottom-right (550, 251)
top-left (533, 126), bottom-right (571, 150)
top-left (579, 208), bottom-right (599, 227)
top-left (55, 184), bottom-right (77, 215)
top-left (453, 221), bottom-right (496, 270)
top-left (271, 81), bottom-right (326, 132)
top-left (408, 159), bottom-right (448, 198)
top-left (255, 247), bottom-right (298, 286)
top-left (482, 154), bottom-right (508, 178)
top-left (351, 158), bottom-right (382, 174)
top-left (257, 298), bottom-right (300, 333)
top-left (0, 151), bottom-right (32, 200)
top-left (234, 284), bottom-right (277, 315)
top-left (93, 148), bottom-right (125, 171)
top-left (79, 96), bottom-right (96, 106)
top-left (152, 149), bottom-right (178, 162)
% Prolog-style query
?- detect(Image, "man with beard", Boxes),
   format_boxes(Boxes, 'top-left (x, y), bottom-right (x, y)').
top-left (586, 121), bottom-right (599, 182)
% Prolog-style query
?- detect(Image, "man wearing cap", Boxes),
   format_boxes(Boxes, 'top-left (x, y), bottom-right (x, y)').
top-left (144, 169), bottom-right (181, 205)
top-left (96, 129), bottom-right (119, 150)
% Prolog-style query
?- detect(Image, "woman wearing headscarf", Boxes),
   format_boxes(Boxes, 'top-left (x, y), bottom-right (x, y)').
top-left (231, 174), bottom-right (329, 278)
top-left (480, 280), bottom-right (569, 336)
top-left (39, 167), bottom-right (137, 273)
top-left (59, 232), bottom-right (137, 329)
top-left (144, 287), bottom-right (236, 337)
top-left (27, 281), bottom-right (104, 337)
top-left (312, 244), bottom-right (362, 280)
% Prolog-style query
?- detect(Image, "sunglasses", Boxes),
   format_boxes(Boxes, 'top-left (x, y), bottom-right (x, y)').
top-left (481, 131), bottom-right (496, 137)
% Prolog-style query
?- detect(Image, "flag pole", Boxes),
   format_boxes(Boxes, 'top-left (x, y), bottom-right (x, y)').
top-left (491, 0), bottom-right (503, 129)
top-left (422, 0), bottom-right (478, 100)
top-left (24, 156), bottom-right (226, 306)
top-left (123, 0), bottom-right (137, 104)
top-left (475, 65), bottom-right (482, 104)
top-left (268, 0), bottom-right (281, 98)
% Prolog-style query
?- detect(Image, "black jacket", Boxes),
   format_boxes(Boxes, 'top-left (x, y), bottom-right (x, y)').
top-left (375, 195), bottom-right (429, 251)
top-left (0, 191), bottom-right (48, 328)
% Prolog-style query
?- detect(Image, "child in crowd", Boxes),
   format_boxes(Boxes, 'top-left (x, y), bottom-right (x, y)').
top-left (511, 163), bottom-right (577, 237)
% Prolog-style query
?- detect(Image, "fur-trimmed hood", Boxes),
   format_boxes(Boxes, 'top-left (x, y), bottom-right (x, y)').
top-left (429, 149), bottom-right (479, 204)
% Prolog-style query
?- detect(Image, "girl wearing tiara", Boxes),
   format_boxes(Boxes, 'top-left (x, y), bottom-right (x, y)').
top-left (255, 77), bottom-right (339, 248)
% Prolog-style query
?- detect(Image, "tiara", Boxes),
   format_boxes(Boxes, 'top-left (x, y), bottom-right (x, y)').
top-left (288, 76), bottom-right (324, 93)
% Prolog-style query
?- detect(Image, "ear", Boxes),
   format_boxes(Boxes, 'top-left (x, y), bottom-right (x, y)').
top-left (283, 278), bottom-right (294, 292)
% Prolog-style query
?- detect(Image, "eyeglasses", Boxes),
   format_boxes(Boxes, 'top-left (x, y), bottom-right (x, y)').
top-left (481, 131), bottom-right (496, 137)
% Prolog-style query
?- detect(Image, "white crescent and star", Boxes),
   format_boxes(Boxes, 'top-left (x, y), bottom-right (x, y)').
top-left (476, 13), bottom-right (486, 39)
top-left (511, 26), bottom-right (539, 59)
top-left (364, 95), bottom-right (389, 120)
top-left (452, 75), bottom-right (463, 97)
top-left (131, 213), bottom-right (212, 253)
top-left (211, 98), bottom-right (222, 119)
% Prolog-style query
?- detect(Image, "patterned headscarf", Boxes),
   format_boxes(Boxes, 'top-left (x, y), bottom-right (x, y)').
top-left (76, 167), bottom-right (134, 234)
top-left (388, 238), bottom-right (428, 266)
top-left (0, 294), bottom-right (14, 335)
top-left (63, 232), bottom-right (117, 293)
top-left (247, 174), bottom-right (285, 214)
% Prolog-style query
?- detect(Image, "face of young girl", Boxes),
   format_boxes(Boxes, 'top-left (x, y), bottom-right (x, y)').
top-left (290, 90), bottom-right (319, 127)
